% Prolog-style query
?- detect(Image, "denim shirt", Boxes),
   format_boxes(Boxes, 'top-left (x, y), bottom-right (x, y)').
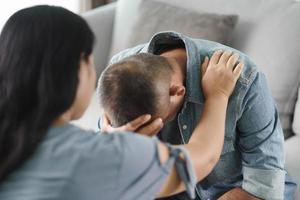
top-left (107, 32), bottom-right (295, 200)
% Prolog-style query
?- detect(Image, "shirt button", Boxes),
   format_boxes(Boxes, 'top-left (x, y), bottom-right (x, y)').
top-left (182, 125), bottom-right (187, 130)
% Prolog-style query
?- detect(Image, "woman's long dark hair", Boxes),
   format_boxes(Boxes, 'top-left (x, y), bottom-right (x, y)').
top-left (0, 5), bottom-right (94, 182)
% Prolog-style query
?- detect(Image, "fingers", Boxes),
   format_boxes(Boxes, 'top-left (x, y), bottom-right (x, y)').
top-left (100, 114), bottom-right (153, 133)
top-left (226, 53), bottom-right (239, 70)
top-left (138, 118), bottom-right (164, 136)
top-left (201, 56), bottom-right (209, 78)
top-left (210, 50), bottom-right (223, 65)
top-left (218, 51), bottom-right (233, 65)
top-left (124, 114), bottom-right (151, 131)
top-left (233, 62), bottom-right (244, 79)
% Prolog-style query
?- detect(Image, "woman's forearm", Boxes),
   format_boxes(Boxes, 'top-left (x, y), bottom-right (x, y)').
top-left (157, 96), bottom-right (229, 198)
top-left (184, 95), bottom-right (228, 181)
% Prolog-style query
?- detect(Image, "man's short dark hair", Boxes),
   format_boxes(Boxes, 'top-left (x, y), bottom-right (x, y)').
top-left (98, 53), bottom-right (172, 127)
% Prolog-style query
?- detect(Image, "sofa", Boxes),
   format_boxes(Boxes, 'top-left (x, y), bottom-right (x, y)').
top-left (75, 0), bottom-right (300, 198)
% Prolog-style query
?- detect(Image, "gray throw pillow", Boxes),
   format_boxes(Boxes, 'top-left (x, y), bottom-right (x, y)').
top-left (126, 0), bottom-right (238, 48)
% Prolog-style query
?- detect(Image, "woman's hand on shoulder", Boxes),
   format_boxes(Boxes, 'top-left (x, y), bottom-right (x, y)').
top-left (201, 50), bottom-right (244, 100)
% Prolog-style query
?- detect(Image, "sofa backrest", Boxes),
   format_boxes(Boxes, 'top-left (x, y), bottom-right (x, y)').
top-left (111, 0), bottom-right (287, 54)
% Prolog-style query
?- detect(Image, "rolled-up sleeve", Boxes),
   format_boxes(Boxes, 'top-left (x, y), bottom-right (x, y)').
top-left (237, 72), bottom-right (285, 199)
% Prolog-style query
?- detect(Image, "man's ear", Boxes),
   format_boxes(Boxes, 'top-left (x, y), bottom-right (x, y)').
top-left (169, 85), bottom-right (186, 97)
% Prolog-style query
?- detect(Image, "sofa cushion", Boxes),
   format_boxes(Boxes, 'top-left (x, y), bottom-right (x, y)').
top-left (126, 0), bottom-right (238, 49)
top-left (293, 86), bottom-right (300, 135)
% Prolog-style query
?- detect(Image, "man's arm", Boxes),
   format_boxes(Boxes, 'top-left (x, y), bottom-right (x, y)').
top-left (234, 72), bottom-right (285, 199)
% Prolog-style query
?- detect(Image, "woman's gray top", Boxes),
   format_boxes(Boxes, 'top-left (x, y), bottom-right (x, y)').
top-left (0, 123), bottom-right (196, 200)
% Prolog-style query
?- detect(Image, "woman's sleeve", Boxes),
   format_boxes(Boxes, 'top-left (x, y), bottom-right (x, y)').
top-left (117, 133), bottom-right (197, 199)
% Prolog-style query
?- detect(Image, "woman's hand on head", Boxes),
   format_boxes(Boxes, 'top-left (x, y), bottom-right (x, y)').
top-left (100, 113), bottom-right (164, 136)
top-left (201, 50), bottom-right (244, 100)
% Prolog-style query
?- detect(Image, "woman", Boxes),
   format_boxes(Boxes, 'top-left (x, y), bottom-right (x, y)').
top-left (0, 5), bottom-right (243, 200)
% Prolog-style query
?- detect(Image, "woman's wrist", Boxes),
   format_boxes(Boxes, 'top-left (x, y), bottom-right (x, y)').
top-left (205, 94), bottom-right (229, 105)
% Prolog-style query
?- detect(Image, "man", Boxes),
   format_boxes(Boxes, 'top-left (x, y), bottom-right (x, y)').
top-left (97, 31), bottom-right (296, 199)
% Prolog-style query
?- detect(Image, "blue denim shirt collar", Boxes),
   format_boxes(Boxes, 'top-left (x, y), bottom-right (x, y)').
top-left (147, 31), bottom-right (205, 105)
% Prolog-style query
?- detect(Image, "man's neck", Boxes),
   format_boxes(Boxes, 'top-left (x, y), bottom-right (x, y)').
top-left (160, 48), bottom-right (187, 83)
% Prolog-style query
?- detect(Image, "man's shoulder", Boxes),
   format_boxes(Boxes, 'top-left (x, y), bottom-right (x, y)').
top-left (191, 38), bottom-right (259, 87)
top-left (109, 43), bottom-right (148, 65)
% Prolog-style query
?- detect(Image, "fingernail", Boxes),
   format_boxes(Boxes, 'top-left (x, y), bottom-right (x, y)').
top-left (155, 118), bottom-right (162, 123)
top-left (144, 114), bottom-right (151, 120)
top-left (155, 118), bottom-right (163, 126)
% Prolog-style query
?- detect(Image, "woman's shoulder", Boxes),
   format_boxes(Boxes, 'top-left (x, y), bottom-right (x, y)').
top-left (44, 123), bottom-right (158, 160)
top-left (45, 123), bottom-right (128, 153)
top-left (43, 124), bottom-right (162, 199)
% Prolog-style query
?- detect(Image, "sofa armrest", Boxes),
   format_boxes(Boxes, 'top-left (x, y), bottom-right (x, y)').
top-left (82, 3), bottom-right (116, 77)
